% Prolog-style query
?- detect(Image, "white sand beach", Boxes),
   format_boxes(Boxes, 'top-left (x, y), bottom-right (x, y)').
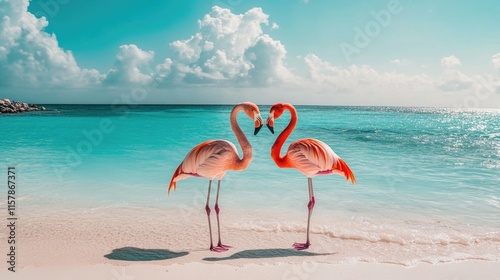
top-left (1, 206), bottom-right (499, 279)
top-left (3, 261), bottom-right (500, 280)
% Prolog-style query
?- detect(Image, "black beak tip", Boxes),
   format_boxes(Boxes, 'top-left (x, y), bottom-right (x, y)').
top-left (254, 125), bottom-right (263, 135)
top-left (266, 124), bottom-right (274, 134)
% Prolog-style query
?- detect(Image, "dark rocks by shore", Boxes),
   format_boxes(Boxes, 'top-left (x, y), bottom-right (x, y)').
top-left (0, 98), bottom-right (46, 114)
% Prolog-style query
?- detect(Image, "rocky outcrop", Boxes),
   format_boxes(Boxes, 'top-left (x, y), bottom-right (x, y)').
top-left (0, 98), bottom-right (46, 114)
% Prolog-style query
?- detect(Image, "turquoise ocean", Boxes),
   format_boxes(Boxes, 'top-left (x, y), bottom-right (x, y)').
top-left (1, 105), bottom-right (499, 264)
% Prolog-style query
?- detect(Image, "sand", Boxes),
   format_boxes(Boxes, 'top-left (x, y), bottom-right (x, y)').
top-left (2, 261), bottom-right (500, 280)
top-left (1, 206), bottom-right (499, 279)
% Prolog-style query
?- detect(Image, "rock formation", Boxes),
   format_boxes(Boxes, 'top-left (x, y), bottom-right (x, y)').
top-left (0, 98), bottom-right (46, 114)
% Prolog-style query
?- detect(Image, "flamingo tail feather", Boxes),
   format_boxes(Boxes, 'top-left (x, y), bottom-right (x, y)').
top-left (336, 158), bottom-right (356, 185)
top-left (168, 164), bottom-right (183, 196)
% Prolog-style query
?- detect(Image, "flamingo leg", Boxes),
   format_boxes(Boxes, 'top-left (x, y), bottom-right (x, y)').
top-left (294, 177), bottom-right (315, 250)
top-left (214, 180), bottom-right (231, 250)
top-left (206, 180), bottom-right (226, 252)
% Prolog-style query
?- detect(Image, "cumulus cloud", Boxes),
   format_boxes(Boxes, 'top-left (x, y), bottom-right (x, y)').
top-left (245, 34), bottom-right (293, 85)
top-left (437, 70), bottom-right (473, 92)
top-left (0, 4), bottom-right (296, 89)
top-left (155, 58), bottom-right (173, 81)
top-left (437, 55), bottom-right (473, 91)
top-left (441, 55), bottom-right (461, 68)
top-left (104, 44), bottom-right (154, 85)
top-left (0, 0), bottom-right (101, 88)
top-left (160, 6), bottom-right (294, 86)
top-left (304, 54), bottom-right (432, 93)
top-left (301, 54), bottom-right (500, 106)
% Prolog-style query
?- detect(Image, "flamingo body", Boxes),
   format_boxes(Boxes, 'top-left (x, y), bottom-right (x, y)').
top-left (169, 140), bottom-right (239, 194)
top-left (267, 103), bottom-right (356, 250)
top-left (168, 102), bottom-right (263, 252)
top-left (286, 138), bottom-right (356, 182)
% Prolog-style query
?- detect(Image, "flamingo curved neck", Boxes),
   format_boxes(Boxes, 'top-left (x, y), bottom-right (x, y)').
top-left (271, 104), bottom-right (297, 168)
top-left (230, 104), bottom-right (252, 170)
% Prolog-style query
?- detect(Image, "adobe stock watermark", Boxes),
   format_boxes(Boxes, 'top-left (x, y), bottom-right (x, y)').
top-left (52, 86), bottom-right (149, 182)
top-left (110, 268), bottom-right (135, 280)
top-left (177, 187), bottom-right (207, 220)
top-left (454, 75), bottom-right (496, 109)
top-left (282, 261), bottom-right (319, 280)
top-left (340, 0), bottom-right (404, 63)
top-left (31, 0), bottom-right (70, 19)
top-left (384, 154), bottom-right (417, 194)
top-left (175, 177), bottom-right (235, 220)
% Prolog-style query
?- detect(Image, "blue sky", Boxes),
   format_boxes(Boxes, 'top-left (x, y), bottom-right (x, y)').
top-left (28, 0), bottom-right (500, 72)
top-left (1, 0), bottom-right (500, 107)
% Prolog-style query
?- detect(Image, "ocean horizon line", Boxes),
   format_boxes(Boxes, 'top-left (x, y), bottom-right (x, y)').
top-left (6, 102), bottom-right (500, 111)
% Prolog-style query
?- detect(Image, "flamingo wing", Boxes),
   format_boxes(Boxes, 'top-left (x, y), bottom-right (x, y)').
top-left (168, 140), bottom-right (239, 194)
top-left (287, 138), bottom-right (356, 183)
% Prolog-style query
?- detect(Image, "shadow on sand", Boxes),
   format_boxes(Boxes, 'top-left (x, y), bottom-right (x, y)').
top-left (104, 247), bottom-right (189, 261)
top-left (203, 248), bottom-right (335, 262)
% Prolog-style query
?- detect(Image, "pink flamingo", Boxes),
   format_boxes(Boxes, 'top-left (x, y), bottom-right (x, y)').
top-left (266, 103), bottom-right (356, 250)
top-left (169, 102), bottom-right (263, 252)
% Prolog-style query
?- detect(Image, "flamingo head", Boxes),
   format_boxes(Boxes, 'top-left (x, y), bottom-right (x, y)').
top-left (266, 103), bottom-right (287, 134)
top-left (253, 111), bottom-right (264, 135)
top-left (239, 102), bottom-right (263, 135)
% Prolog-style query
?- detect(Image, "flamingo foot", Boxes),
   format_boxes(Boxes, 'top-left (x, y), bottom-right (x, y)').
top-left (217, 242), bottom-right (232, 250)
top-left (210, 245), bottom-right (228, 252)
top-left (293, 242), bottom-right (311, 250)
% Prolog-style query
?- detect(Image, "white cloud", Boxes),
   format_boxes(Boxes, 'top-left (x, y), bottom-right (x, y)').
top-left (271, 22), bottom-right (279, 29)
top-left (104, 44), bottom-right (154, 85)
top-left (0, 0), bottom-right (101, 88)
top-left (170, 34), bottom-right (204, 64)
top-left (492, 53), bottom-right (500, 71)
top-left (437, 55), bottom-right (473, 91)
top-left (436, 70), bottom-right (473, 91)
top-left (298, 54), bottom-right (454, 106)
top-left (301, 54), bottom-right (500, 107)
top-left (441, 55), bottom-right (461, 68)
top-left (155, 58), bottom-right (173, 82)
top-left (161, 6), bottom-right (294, 86)
top-left (245, 34), bottom-right (294, 85)
top-left (304, 54), bottom-right (432, 93)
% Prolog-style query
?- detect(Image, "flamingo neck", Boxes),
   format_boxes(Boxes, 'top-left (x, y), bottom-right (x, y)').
top-left (230, 104), bottom-right (252, 170)
top-left (271, 103), bottom-right (297, 168)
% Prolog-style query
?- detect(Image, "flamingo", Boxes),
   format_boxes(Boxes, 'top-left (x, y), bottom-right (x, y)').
top-left (266, 103), bottom-right (356, 250)
top-left (169, 102), bottom-right (263, 252)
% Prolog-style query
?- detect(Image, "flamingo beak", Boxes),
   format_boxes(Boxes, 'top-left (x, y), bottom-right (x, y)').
top-left (254, 113), bottom-right (264, 135)
top-left (266, 111), bottom-right (275, 134)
